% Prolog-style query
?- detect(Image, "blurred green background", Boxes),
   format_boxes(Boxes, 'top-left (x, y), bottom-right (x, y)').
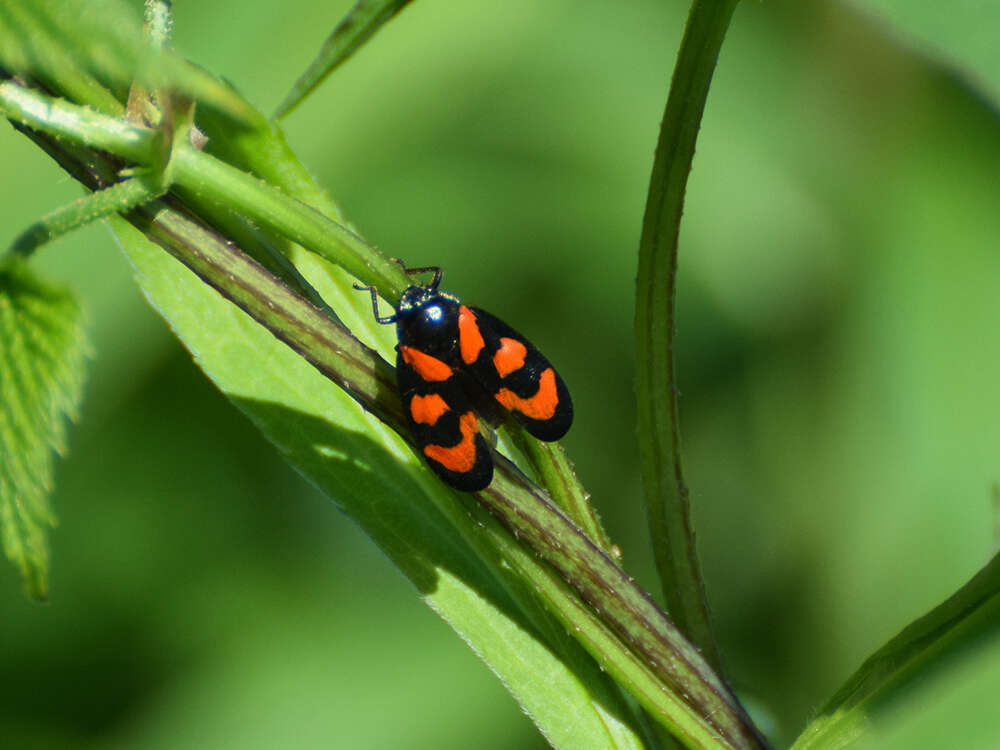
top-left (3, 0), bottom-right (1000, 747)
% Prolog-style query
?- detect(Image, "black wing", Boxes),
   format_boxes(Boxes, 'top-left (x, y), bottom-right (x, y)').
top-left (396, 347), bottom-right (494, 492)
top-left (462, 307), bottom-right (573, 442)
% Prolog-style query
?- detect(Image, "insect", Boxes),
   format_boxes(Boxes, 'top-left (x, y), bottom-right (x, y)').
top-left (356, 266), bottom-right (573, 491)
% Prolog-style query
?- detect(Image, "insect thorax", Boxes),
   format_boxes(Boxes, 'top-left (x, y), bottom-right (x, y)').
top-left (396, 287), bottom-right (462, 357)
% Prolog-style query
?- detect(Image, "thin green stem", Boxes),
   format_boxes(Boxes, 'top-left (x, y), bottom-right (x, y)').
top-left (10, 172), bottom-right (165, 256)
top-left (508, 431), bottom-right (614, 554)
top-left (635, 0), bottom-right (739, 673)
top-left (0, 80), bottom-right (146, 156)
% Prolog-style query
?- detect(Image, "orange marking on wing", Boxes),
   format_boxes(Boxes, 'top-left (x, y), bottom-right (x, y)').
top-left (492, 337), bottom-right (527, 378)
top-left (410, 393), bottom-right (450, 425)
top-left (458, 306), bottom-right (485, 365)
top-left (400, 345), bottom-right (453, 382)
top-left (424, 411), bottom-right (480, 473)
top-left (495, 367), bottom-right (559, 421)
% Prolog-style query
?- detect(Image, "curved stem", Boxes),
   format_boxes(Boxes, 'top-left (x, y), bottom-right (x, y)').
top-left (635, 0), bottom-right (739, 672)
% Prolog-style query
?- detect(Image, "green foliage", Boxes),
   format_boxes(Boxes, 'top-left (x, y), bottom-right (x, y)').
top-left (113, 215), bottom-right (652, 750)
top-left (2, 0), bottom-right (1000, 748)
top-left (0, 260), bottom-right (87, 599)
top-left (2, 2), bottom-right (752, 746)
top-left (795, 550), bottom-right (1000, 748)
top-left (0, 0), bottom-right (255, 120)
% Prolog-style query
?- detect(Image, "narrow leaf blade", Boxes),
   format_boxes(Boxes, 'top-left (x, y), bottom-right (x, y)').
top-left (273, 0), bottom-right (414, 119)
top-left (792, 550), bottom-right (1000, 749)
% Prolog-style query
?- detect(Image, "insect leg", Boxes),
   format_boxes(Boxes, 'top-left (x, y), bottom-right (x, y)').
top-left (391, 260), bottom-right (442, 291)
top-left (352, 282), bottom-right (397, 324)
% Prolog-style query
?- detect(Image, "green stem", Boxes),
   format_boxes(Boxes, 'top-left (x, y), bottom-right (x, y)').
top-left (135, 195), bottom-right (757, 749)
top-left (134, 192), bottom-right (761, 749)
top-left (4, 67), bottom-right (771, 746)
top-left (508, 430), bottom-right (614, 553)
top-left (13, 106), bottom-right (767, 750)
top-left (0, 79), bottom-right (592, 557)
top-left (635, 0), bottom-right (739, 672)
top-left (10, 172), bottom-right (165, 256)
top-left (0, 80), bottom-right (410, 301)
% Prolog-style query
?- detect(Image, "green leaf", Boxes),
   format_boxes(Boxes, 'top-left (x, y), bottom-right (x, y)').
top-left (0, 260), bottom-right (88, 599)
top-left (0, 19), bottom-right (765, 744)
top-left (2, 66), bottom-right (768, 750)
top-left (853, 623), bottom-right (1000, 750)
top-left (860, 1), bottom-right (1000, 106)
top-left (792, 550), bottom-right (1000, 749)
top-left (112, 195), bottom-right (752, 748)
top-left (0, 0), bottom-right (257, 121)
top-left (273, 0), bottom-right (414, 119)
top-left (108, 216), bottom-right (649, 750)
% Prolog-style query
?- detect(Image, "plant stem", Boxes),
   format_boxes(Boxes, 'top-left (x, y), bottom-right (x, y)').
top-left (0, 80), bottom-right (409, 300)
top-left (3, 55), bottom-right (771, 744)
top-left (11, 107), bottom-right (767, 750)
top-left (10, 172), bottom-right (165, 256)
top-left (635, 0), bottom-right (739, 673)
